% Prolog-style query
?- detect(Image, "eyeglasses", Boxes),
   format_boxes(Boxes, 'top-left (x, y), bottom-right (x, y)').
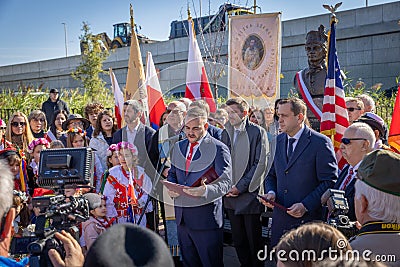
top-left (11, 122), bottom-right (26, 127)
top-left (341, 138), bottom-right (367, 145)
top-left (347, 107), bottom-right (362, 112)
top-left (0, 127), bottom-right (6, 131)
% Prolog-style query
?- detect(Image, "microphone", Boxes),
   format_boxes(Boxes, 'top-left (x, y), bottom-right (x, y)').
top-left (160, 131), bottom-right (186, 143)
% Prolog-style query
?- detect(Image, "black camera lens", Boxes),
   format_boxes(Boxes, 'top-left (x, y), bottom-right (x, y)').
top-left (339, 216), bottom-right (349, 225)
top-left (28, 239), bottom-right (46, 254)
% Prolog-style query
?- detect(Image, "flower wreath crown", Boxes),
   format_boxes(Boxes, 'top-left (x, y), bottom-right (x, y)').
top-left (106, 144), bottom-right (118, 157)
top-left (116, 141), bottom-right (138, 156)
top-left (27, 138), bottom-right (50, 153)
top-left (66, 127), bottom-right (86, 135)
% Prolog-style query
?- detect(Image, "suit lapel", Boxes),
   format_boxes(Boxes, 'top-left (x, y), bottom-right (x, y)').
top-left (286, 127), bottom-right (311, 170)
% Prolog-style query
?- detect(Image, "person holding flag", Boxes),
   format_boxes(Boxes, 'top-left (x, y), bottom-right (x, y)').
top-left (103, 142), bottom-right (153, 227)
top-left (388, 83), bottom-right (400, 153)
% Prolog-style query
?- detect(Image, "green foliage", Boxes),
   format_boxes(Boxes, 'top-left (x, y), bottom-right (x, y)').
top-left (71, 22), bottom-right (109, 102)
top-left (343, 77), bottom-right (397, 126)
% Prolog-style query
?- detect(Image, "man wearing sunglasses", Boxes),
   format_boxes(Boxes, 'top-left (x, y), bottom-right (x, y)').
top-left (261, 98), bottom-right (337, 247)
top-left (322, 122), bottom-right (376, 221)
top-left (345, 97), bottom-right (365, 124)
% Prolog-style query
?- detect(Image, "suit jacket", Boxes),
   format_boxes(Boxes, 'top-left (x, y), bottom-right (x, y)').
top-left (221, 119), bottom-right (268, 214)
top-left (112, 123), bottom-right (155, 169)
top-left (207, 124), bottom-right (222, 140)
top-left (265, 126), bottom-right (337, 246)
top-left (332, 164), bottom-right (356, 221)
top-left (167, 133), bottom-right (232, 230)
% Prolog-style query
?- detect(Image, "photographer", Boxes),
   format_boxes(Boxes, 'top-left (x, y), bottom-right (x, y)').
top-left (322, 122), bottom-right (375, 221)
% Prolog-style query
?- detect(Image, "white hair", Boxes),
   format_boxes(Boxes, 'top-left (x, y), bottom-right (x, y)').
top-left (0, 159), bottom-right (14, 218)
top-left (347, 122), bottom-right (376, 150)
top-left (355, 180), bottom-right (400, 223)
top-left (357, 94), bottom-right (375, 112)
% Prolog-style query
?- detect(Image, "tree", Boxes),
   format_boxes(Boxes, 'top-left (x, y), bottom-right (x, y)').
top-left (72, 22), bottom-right (109, 101)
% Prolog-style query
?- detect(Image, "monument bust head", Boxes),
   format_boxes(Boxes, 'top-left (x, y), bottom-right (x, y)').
top-left (305, 25), bottom-right (328, 68)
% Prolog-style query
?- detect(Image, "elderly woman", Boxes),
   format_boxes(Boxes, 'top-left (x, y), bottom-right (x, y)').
top-left (28, 110), bottom-right (48, 139)
top-left (89, 110), bottom-right (118, 170)
top-left (5, 111), bottom-right (34, 153)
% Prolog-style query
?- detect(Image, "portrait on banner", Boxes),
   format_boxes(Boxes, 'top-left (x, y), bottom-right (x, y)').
top-left (229, 13), bottom-right (281, 107)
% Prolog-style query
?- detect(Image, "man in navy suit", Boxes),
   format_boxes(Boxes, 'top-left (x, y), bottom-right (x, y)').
top-left (261, 98), bottom-right (337, 246)
top-left (112, 100), bottom-right (155, 170)
top-left (167, 107), bottom-right (232, 267)
top-left (322, 122), bottom-right (376, 221)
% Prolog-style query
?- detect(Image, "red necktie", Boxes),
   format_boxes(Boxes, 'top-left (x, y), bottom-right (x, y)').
top-left (340, 167), bottom-right (354, 190)
top-left (185, 142), bottom-right (198, 174)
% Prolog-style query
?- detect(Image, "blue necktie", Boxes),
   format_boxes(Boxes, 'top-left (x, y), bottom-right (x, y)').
top-left (287, 138), bottom-right (296, 159)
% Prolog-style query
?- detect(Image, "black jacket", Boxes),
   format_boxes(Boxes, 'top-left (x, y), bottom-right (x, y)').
top-left (41, 97), bottom-right (70, 126)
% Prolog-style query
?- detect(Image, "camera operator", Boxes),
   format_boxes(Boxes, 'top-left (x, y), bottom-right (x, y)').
top-left (0, 159), bottom-right (14, 257)
top-left (48, 230), bottom-right (85, 267)
top-left (322, 122), bottom-right (375, 221)
top-left (351, 150), bottom-right (400, 266)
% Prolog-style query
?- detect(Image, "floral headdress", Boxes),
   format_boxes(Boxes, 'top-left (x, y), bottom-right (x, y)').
top-left (0, 118), bottom-right (6, 128)
top-left (27, 138), bottom-right (50, 153)
top-left (106, 144), bottom-right (118, 157)
top-left (66, 127), bottom-right (86, 135)
top-left (116, 141), bottom-right (138, 156)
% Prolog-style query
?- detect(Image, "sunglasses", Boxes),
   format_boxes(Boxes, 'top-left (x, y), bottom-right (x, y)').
top-left (11, 122), bottom-right (27, 127)
top-left (347, 107), bottom-right (362, 112)
top-left (341, 138), bottom-right (367, 145)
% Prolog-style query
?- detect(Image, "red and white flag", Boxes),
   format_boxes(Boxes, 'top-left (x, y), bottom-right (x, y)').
top-left (109, 68), bottom-right (124, 128)
top-left (185, 17), bottom-right (216, 112)
top-left (320, 19), bottom-right (349, 170)
top-left (145, 52), bottom-right (166, 130)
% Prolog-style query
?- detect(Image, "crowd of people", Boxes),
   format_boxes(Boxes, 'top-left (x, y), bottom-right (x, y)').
top-left (0, 88), bottom-right (399, 267)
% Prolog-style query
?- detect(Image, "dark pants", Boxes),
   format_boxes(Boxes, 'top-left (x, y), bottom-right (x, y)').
top-left (177, 224), bottom-right (223, 267)
top-left (226, 209), bottom-right (264, 267)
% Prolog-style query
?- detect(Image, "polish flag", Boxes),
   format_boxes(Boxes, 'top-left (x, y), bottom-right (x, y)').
top-left (145, 52), bottom-right (166, 130)
top-left (185, 17), bottom-right (216, 112)
top-left (110, 68), bottom-right (124, 128)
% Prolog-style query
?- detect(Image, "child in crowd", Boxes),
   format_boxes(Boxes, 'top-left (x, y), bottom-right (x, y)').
top-left (103, 142), bottom-right (153, 227)
top-left (99, 144), bottom-right (120, 194)
top-left (27, 138), bottom-right (50, 196)
top-left (82, 193), bottom-right (114, 251)
top-left (11, 190), bottom-right (30, 237)
top-left (50, 140), bottom-right (65, 149)
top-left (66, 128), bottom-right (103, 192)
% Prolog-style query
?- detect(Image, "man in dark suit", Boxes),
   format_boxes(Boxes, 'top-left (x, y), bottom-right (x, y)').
top-left (167, 107), bottom-right (232, 267)
top-left (112, 100), bottom-right (155, 169)
top-left (322, 122), bottom-right (376, 221)
top-left (221, 98), bottom-right (268, 267)
top-left (261, 98), bottom-right (337, 246)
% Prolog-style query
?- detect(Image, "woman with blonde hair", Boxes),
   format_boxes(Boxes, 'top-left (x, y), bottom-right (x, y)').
top-left (5, 111), bottom-right (34, 153)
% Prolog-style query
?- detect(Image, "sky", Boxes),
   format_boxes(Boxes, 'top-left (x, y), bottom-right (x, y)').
top-left (0, 0), bottom-right (395, 67)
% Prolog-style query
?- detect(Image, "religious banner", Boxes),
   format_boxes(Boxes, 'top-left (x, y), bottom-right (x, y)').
top-left (229, 13), bottom-right (281, 107)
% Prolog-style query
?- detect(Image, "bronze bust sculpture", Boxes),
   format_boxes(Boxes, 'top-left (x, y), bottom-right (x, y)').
top-left (294, 25), bottom-right (328, 131)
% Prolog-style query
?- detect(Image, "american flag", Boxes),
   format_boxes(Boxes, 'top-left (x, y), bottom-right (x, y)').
top-left (320, 18), bottom-right (349, 170)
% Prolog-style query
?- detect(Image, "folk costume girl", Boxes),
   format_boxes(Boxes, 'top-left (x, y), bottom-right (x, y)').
top-left (82, 193), bottom-right (114, 251)
top-left (99, 144), bottom-right (120, 194)
top-left (27, 138), bottom-right (50, 196)
top-left (103, 142), bottom-right (153, 227)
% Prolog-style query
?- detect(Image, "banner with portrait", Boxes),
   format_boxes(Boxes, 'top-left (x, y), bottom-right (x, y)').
top-left (228, 13), bottom-right (281, 108)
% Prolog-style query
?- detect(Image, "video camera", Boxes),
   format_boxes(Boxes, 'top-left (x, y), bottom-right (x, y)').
top-left (10, 148), bottom-right (94, 267)
top-left (322, 189), bottom-right (358, 238)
